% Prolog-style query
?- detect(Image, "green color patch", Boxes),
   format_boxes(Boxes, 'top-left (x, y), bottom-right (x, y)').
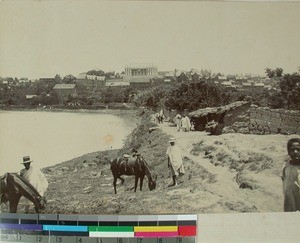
top-left (88, 226), bottom-right (133, 232)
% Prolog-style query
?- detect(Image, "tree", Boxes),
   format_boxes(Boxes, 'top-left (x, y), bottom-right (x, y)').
top-left (54, 74), bottom-right (62, 84)
top-left (275, 68), bottom-right (284, 77)
top-left (87, 70), bottom-right (105, 76)
top-left (265, 68), bottom-right (284, 78)
top-left (131, 83), bottom-right (173, 109)
top-left (265, 68), bottom-right (275, 78)
top-left (165, 82), bottom-right (229, 112)
top-left (105, 71), bottom-right (115, 78)
top-left (63, 74), bottom-right (76, 84)
top-left (279, 73), bottom-right (300, 109)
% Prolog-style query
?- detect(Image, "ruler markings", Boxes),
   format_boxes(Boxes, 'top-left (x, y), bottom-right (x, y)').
top-left (0, 234), bottom-right (196, 242)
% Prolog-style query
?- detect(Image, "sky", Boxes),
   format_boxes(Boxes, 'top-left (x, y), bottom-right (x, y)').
top-left (0, 1), bottom-right (300, 79)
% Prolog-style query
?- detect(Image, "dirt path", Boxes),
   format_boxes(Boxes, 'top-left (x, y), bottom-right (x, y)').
top-left (158, 123), bottom-right (284, 212)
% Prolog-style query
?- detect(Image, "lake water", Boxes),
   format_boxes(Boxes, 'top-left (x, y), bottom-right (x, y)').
top-left (0, 110), bottom-right (136, 175)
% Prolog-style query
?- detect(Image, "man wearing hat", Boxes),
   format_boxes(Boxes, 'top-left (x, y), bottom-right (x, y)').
top-left (20, 156), bottom-right (49, 213)
top-left (174, 114), bottom-right (182, 132)
top-left (166, 138), bottom-right (185, 187)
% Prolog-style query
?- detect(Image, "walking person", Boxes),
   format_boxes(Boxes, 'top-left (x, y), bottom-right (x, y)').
top-left (20, 156), bottom-right (48, 213)
top-left (282, 138), bottom-right (300, 212)
top-left (166, 138), bottom-right (185, 187)
top-left (181, 115), bottom-right (191, 132)
top-left (174, 114), bottom-right (182, 132)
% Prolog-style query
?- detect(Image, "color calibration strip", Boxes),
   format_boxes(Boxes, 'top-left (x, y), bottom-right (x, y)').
top-left (0, 213), bottom-right (197, 242)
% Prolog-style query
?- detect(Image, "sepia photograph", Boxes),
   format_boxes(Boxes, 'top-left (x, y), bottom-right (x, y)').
top-left (1, 0), bottom-right (300, 218)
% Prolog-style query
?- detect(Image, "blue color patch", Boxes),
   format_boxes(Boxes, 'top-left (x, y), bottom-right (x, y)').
top-left (42, 225), bottom-right (88, 232)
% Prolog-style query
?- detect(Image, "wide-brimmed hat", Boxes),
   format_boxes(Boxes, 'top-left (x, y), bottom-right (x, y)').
top-left (21, 156), bottom-right (33, 164)
top-left (123, 154), bottom-right (130, 158)
top-left (169, 138), bottom-right (176, 143)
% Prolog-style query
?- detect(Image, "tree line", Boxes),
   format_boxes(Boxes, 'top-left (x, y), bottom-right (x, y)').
top-left (131, 68), bottom-right (300, 111)
top-left (1, 68), bottom-right (299, 111)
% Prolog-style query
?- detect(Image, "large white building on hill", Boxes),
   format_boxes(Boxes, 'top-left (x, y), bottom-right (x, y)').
top-left (123, 64), bottom-right (158, 87)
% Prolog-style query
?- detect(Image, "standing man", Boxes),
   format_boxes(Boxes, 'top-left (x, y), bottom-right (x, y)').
top-left (166, 138), bottom-right (185, 187)
top-left (20, 156), bottom-right (49, 213)
top-left (174, 114), bottom-right (182, 132)
top-left (282, 138), bottom-right (300, 212)
top-left (181, 115), bottom-right (191, 132)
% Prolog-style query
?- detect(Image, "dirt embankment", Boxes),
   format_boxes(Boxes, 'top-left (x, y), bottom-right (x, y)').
top-left (6, 110), bottom-right (300, 215)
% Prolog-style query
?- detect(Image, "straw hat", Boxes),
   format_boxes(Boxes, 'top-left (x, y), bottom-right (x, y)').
top-left (21, 156), bottom-right (33, 164)
top-left (169, 138), bottom-right (176, 143)
top-left (123, 154), bottom-right (130, 158)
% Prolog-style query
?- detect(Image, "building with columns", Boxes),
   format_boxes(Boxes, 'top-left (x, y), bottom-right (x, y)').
top-left (123, 64), bottom-right (158, 87)
top-left (124, 64), bottom-right (158, 77)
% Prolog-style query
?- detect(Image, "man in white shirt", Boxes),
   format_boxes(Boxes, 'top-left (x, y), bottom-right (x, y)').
top-left (166, 138), bottom-right (185, 187)
top-left (20, 156), bottom-right (48, 213)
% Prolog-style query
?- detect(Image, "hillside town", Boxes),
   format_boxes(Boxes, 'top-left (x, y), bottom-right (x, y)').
top-left (0, 64), bottom-right (286, 108)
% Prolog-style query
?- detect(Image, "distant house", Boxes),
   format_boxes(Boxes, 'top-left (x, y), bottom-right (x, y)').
top-left (19, 78), bottom-right (29, 83)
top-left (241, 81), bottom-right (253, 90)
top-left (236, 75), bottom-right (246, 81)
top-left (25, 95), bottom-right (37, 99)
top-left (77, 73), bottom-right (87, 79)
top-left (86, 74), bottom-right (97, 80)
top-left (77, 74), bottom-right (106, 92)
top-left (163, 78), bottom-right (172, 82)
top-left (95, 76), bottom-right (106, 88)
top-left (106, 80), bottom-right (130, 87)
top-left (176, 72), bottom-right (189, 82)
top-left (39, 78), bottom-right (55, 84)
top-left (252, 82), bottom-right (265, 90)
top-left (129, 80), bottom-right (152, 88)
top-left (158, 71), bottom-right (172, 77)
top-left (53, 84), bottom-right (78, 100)
top-left (217, 75), bottom-right (227, 81)
top-left (162, 72), bottom-right (176, 82)
top-left (221, 80), bottom-right (236, 90)
top-left (191, 73), bottom-right (200, 82)
top-left (201, 69), bottom-right (211, 79)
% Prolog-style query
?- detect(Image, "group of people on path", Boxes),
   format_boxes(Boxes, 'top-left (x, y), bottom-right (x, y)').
top-left (155, 111), bottom-right (300, 210)
top-left (173, 114), bottom-right (194, 132)
top-left (150, 112), bottom-right (164, 124)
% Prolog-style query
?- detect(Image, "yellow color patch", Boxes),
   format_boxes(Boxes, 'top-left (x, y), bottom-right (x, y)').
top-left (134, 226), bottom-right (178, 232)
